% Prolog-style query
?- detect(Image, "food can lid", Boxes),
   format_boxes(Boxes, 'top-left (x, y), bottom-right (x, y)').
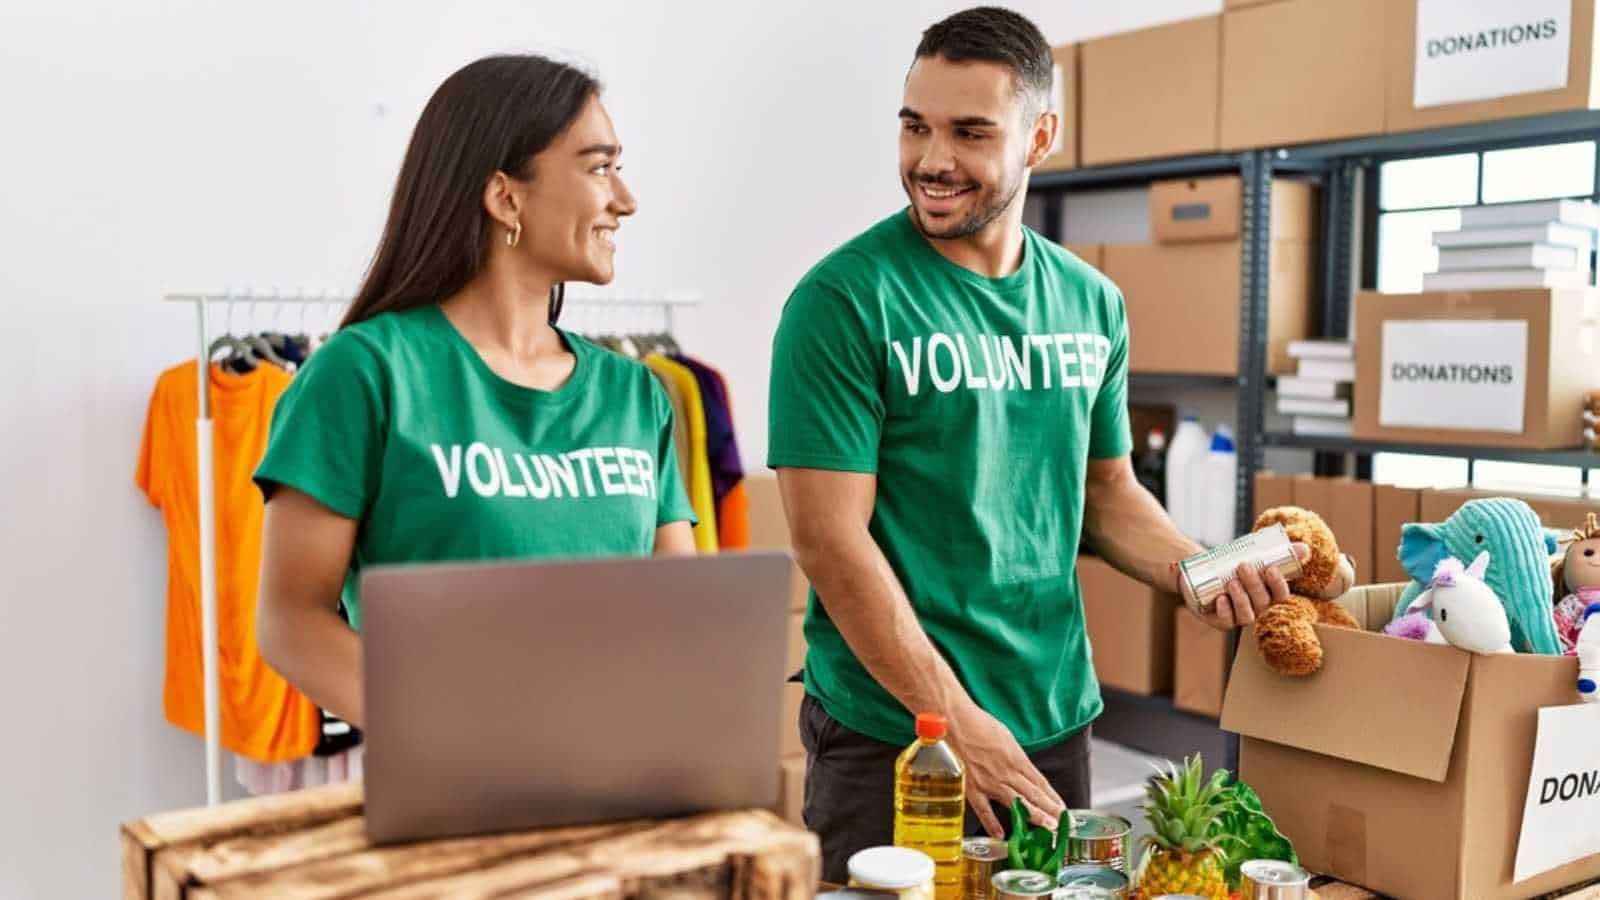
top-left (991, 870), bottom-right (1056, 896)
top-left (847, 847), bottom-right (935, 889)
top-left (1241, 859), bottom-right (1309, 885)
top-left (1068, 811), bottom-right (1132, 839)
top-left (1057, 865), bottom-right (1128, 889)
top-left (962, 837), bottom-right (1009, 861)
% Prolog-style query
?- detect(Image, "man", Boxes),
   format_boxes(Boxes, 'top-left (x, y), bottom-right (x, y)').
top-left (766, 6), bottom-right (1306, 881)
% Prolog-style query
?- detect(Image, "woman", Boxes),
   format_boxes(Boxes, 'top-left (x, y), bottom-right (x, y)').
top-left (255, 55), bottom-right (697, 729)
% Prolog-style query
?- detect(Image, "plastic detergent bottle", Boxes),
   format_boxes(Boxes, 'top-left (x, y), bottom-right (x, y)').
top-left (893, 713), bottom-right (965, 900)
top-left (1165, 417), bottom-right (1208, 541)
top-left (1201, 425), bottom-right (1238, 547)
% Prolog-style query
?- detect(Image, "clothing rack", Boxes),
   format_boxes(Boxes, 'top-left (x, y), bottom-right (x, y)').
top-left (162, 286), bottom-right (698, 805)
top-left (164, 289), bottom-right (347, 805)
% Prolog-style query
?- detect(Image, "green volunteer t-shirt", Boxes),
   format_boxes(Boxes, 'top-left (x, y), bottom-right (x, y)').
top-left (768, 209), bottom-right (1132, 752)
top-left (255, 304), bottom-right (697, 629)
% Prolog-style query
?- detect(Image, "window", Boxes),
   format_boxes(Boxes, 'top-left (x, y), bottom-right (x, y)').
top-left (1481, 141), bottom-right (1596, 204)
top-left (1370, 453), bottom-right (1468, 490)
top-left (1372, 140), bottom-right (1598, 493)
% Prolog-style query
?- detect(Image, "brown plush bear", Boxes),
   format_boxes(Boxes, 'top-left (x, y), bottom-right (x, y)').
top-left (1253, 506), bottom-right (1360, 676)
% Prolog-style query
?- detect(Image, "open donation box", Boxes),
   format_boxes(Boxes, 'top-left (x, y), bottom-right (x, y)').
top-left (1221, 584), bottom-right (1600, 900)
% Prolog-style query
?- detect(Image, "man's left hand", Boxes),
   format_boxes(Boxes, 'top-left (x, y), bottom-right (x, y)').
top-left (1175, 542), bottom-right (1312, 630)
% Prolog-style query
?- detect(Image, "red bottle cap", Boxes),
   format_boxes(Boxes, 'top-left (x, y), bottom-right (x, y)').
top-left (915, 712), bottom-right (948, 739)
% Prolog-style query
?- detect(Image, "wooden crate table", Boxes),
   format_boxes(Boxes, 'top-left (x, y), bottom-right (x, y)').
top-left (121, 783), bottom-right (819, 900)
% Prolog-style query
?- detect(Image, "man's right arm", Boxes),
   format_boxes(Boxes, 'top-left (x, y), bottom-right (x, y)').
top-left (777, 466), bottom-right (1066, 838)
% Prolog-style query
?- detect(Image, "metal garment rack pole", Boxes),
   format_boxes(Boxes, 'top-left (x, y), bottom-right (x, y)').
top-left (161, 287), bottom-right (695, 806)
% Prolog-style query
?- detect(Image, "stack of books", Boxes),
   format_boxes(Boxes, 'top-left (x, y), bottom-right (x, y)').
top-left (1279, 340), bottom-right (1353, 437)
top-left (1426, 198), bottom-right (1599, 291)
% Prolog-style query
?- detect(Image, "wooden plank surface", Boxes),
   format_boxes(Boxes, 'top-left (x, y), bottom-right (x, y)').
top-left (139, 806), bottom-right (817, 900)
top-left (123, 820), bottom-right (158, 900)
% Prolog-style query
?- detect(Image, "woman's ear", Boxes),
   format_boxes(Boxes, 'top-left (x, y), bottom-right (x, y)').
top-left (482, 171), bottom-right (521, 231)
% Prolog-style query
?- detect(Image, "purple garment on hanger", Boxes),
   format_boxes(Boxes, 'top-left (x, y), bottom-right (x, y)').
top-left (671, 355), bottom-right (744, 503)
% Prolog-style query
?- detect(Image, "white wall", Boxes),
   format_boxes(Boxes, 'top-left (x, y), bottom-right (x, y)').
top-left (0, 1), bottom-right (1216, 895)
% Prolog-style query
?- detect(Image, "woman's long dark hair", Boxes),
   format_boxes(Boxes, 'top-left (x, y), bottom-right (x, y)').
top-left (342, 55), bottom-right (599, 329)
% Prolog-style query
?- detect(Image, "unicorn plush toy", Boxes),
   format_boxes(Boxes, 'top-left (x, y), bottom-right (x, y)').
top-left (1399, 552), bottom-right (1515, 655)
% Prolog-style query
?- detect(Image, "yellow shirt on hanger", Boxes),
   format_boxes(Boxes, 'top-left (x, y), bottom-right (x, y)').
top-left (644, 354), bottom-right (719, 553)
top-left (646, 364), bottom-right (695, 510)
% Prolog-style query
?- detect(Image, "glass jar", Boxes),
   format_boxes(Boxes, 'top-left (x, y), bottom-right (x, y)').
top-left (848, 846), bottom-right (936, 900)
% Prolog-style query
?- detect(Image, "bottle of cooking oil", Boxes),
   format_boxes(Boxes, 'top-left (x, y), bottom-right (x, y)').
top-left (894, 712), bottom-right (965, 900)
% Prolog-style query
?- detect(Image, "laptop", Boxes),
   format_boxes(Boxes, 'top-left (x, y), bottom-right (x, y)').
top-left (360, 551), bottom-right (794, 845)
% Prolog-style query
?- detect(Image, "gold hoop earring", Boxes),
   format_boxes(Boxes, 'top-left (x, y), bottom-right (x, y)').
top-left (506, 220), bottom-right (522, 248)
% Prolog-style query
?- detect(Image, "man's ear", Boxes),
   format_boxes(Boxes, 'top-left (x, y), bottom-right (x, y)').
top-left (1025, 108), bottom-right (1059, 169)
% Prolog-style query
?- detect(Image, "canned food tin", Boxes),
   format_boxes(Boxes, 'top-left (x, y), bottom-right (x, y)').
top-left (1178, 523), bottom-right (1302, 612)
top-left (1055, 864), bottom-right (1128, 900)
top-left (961, 838), bottom-right (1009, 900)
top-left (1240, 859), bottom-right (1310, 900)
top-left (992, 869), bottom-right (1056, 900)
top-left (1065, 811), bottom-right (1133, 878)
top-left (1050, 885), bottom-right (1114, 900)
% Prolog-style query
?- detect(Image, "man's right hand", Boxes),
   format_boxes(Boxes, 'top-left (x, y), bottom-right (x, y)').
top-left (947, 703), bottom-right (1066, 838)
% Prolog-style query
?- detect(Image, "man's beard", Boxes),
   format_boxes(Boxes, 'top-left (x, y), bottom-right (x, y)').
top-left (903, 169), bottom-right (1024, 240)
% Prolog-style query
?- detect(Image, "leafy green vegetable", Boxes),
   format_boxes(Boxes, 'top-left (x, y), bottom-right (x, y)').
top-left (1213, 779), bottom-right (1297, 889)
top-left (1005, 799), bottom-right (1072, 875)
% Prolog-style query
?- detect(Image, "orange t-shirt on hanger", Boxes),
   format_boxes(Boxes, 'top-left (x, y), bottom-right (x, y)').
top-left (135, 359), bottom-right (319, 763)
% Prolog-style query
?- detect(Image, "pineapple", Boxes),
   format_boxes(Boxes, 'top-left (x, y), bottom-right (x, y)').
top-left (1136, 755), bottom-right (1236, 900)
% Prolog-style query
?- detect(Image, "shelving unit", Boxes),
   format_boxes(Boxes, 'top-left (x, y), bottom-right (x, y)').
top-left (1035, 108), bottom-right (1600, 771)
top-left (1032, 107), bottom-right (1600, 533)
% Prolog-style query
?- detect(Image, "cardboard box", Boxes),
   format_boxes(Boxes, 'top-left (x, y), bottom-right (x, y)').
top-left (1353, 290), bottom-right (1600, 449)
top-left (1108, 177), bottom-right (1316, 375)
top-left (1387, 0), bottom-right (1600, 134)
top-left (1081, 16), bottom-right (1220, 165)
top-left (1255, 470), bottom-right (1296, 515)
top-left (781, 682), bottom-right (804, 759)
top-left (778, 756), bottom-right (805, 825)
top-left (1079, 555), bottom-right (1176, 695)
top-left (1173, 606), bottom-right (1231, 719)
top-left (1290, 476), bottom-right (1376, 587)
top-left (1062, 242), bottom-right (1102, 269)
top-left (1151, 176), bottom-right (1241, 244)
top-left (1421, 487), bottom-right (1600, 534)
top-left (1105, 236), bottom-right (1313, 376)
top-left (1224, 0), bottom-right (1280, 7)
top-left (786, 611), bottom-right (806, 677)
top-left (1221, 0), bottom-right (1388, 149)
top-left (1223, 583), bottom-right (1600, 898)
top-left (1107, 240), bottom-right (1241, 376)
top-left (744, 473), bottom-right (812, 612)
top-left (1374, 484), bottom-right (1423, 585)
top-left (1035, 43), bottom-right (1079, 173)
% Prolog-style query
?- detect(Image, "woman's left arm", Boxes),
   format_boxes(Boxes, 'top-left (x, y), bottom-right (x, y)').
top-left (654, 521), bottom-right (697, 555)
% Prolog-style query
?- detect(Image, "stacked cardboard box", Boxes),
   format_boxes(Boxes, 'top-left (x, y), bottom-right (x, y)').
top-left (1426, 199), bottom-right (1599, 292)
top-left (744, 474), bottom-right (811, 826)
top-left (1104, 175), bottom-right (1316, 376)
top-left (1278, 340), bottom-right (1354, 438)
top-left (1352, 288), bottom-right (1600, 450)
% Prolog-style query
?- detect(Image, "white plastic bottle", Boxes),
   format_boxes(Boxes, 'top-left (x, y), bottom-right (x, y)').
top-left (1200, 425), bottom-right (1238, 548)
top-left (1165, 417), bottom-right (1208, 542)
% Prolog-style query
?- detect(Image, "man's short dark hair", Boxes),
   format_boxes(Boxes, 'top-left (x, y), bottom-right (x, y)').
top-left (914, 7), bottom-right (1053, 117)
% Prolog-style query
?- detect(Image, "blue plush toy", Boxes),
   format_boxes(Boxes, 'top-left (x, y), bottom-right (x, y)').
top-left (1391, 498), bottom-right (1564, 656)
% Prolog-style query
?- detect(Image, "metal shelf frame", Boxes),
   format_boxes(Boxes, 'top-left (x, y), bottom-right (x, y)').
top-left (1031, 111), bottom-right (1600, 772)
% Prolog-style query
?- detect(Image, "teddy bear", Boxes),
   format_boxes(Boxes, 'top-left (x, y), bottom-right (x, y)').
top-left (1252, 506), bottom-right (1359, 676)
